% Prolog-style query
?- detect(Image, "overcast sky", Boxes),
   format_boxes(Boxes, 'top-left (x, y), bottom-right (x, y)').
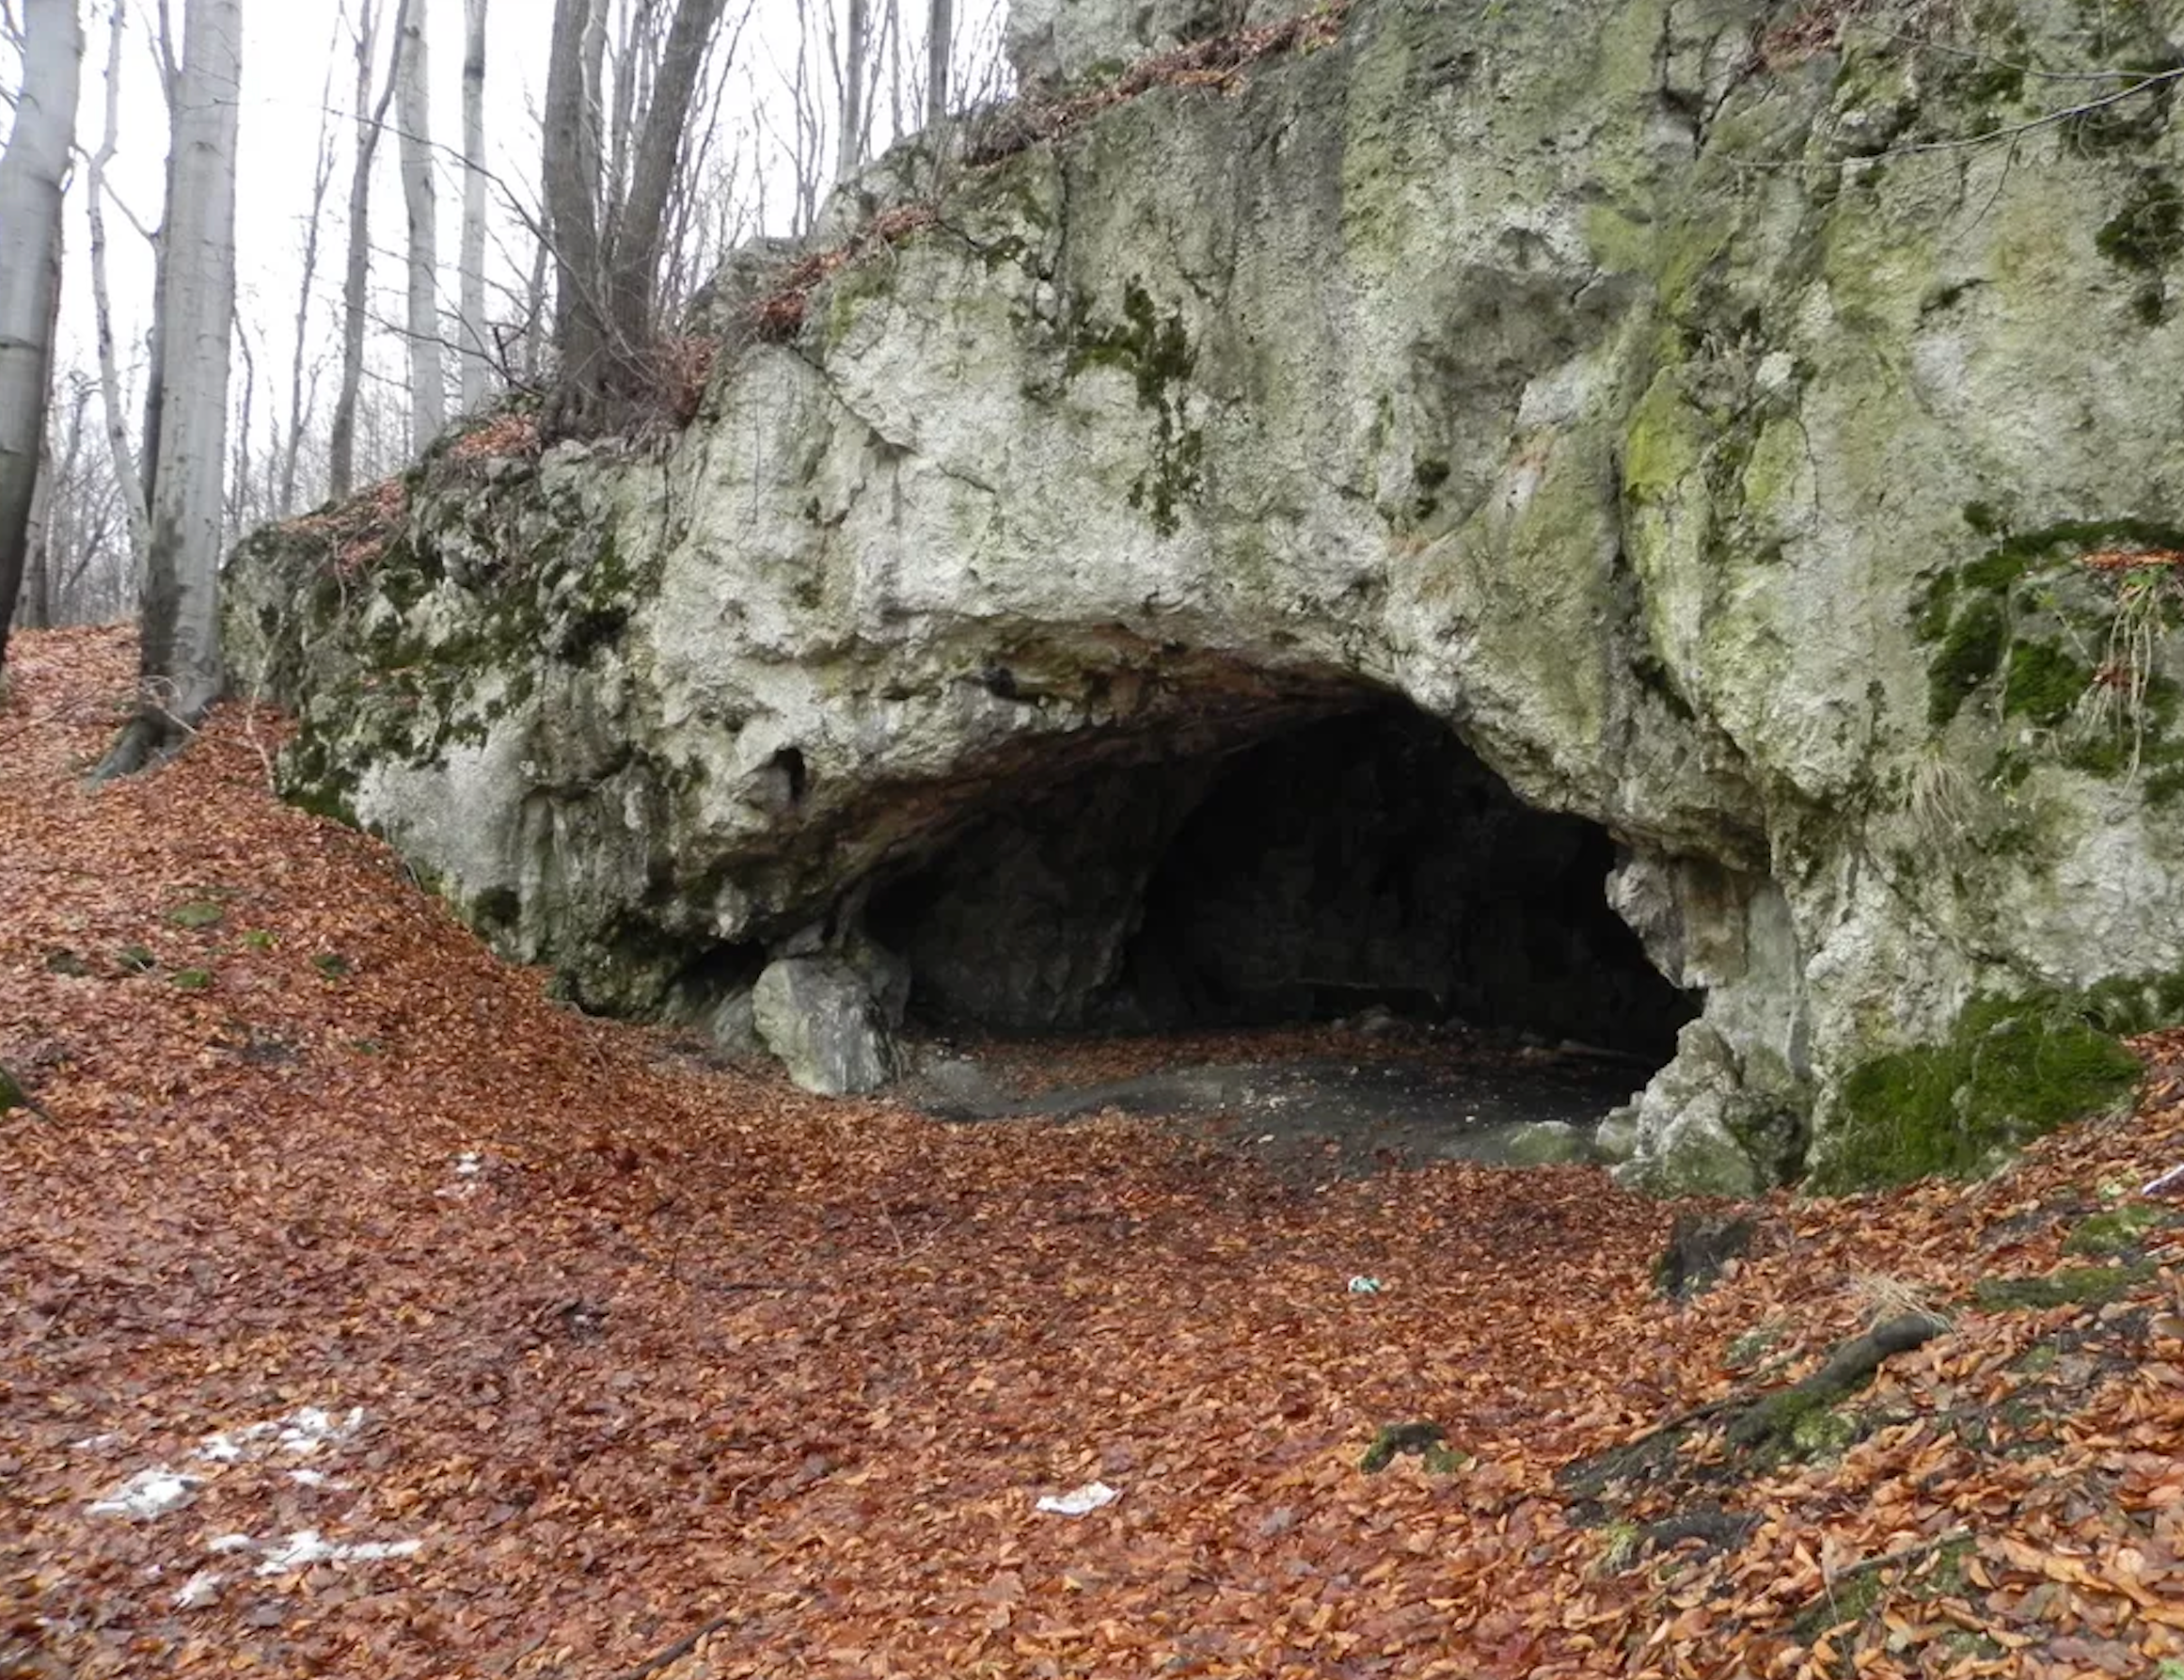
top-left (15, 0), bottom-right (1005, 477)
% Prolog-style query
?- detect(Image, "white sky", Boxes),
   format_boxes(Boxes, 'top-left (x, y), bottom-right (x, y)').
top-left (16, 0), bottom-right (1005, 481)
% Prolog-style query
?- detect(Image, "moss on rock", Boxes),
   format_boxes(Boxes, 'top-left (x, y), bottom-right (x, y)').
top-left (1812, 994), bottom-right (2142, 1193)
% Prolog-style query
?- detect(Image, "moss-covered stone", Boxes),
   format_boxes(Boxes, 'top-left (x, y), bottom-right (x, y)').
top-left (1972, 1260), bottom-right (2157, 1310)
top-left (1067, 280), bottom-right (1203, 535)
top-left (2061, 1203), bottom-right (2170, 1257)
top-left (1927, 596), bottom-right (2005, 726)
top-left (1812, 994), bottom-right (2142, 1193)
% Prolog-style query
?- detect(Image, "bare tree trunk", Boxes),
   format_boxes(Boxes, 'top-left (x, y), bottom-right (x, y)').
top-left (21, 424), bottom-right (54, 632)
top-left (279, 17), bottom-right (343, 516)
top-left (521, 216), bottom-right (550, 383)
top-left (87, 0), bottom-right (152, 570)
top-left (396, 0), bottom-right (445, 453)
top-left (227, 303), bottom-right (256, 535)
top-left (926, 0), bottom-right (951, 126)
top-left (833, 0), bottom-right (869, 182)
top-left (0, 0), bottom-right (85, 670)
top-left (458, 0), bottom-right (490, 413)
top-left (100, 0), bottom-right (242, 777)
top-left (544, 0), bottom-right (618, 433)
top-left (329, 0), bottom-right (403, 499)
top-left (607, 0), bottom-right (729, 354)
top-left (138, 0), bottom-right (182, 514)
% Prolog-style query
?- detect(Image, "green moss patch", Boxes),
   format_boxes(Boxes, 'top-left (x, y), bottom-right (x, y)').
top-left (1812, 995), bottom-right (2142, 1194)
top-left (1913, 519), bottom-right (2184, 794)
top-left (165, 900), bottom-right (227, 930)
top-left (2062, 1203), bottom-right (2171, 1257)
top-left (1067, 280), bottom-right (1205, 536)
top-left (1972, 1260), bottom-right (2157, 1311)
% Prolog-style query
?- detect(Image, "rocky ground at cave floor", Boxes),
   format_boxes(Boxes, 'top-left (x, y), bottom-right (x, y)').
top-left (4, 625), bottom-right (2184, 1680)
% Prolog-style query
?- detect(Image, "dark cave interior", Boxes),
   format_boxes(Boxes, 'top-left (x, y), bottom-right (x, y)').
top-left (867, 701), bottom-right (1696, 1062)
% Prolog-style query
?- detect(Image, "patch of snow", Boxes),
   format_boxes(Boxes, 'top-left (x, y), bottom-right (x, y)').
top-left (174, 1571), bottom-right (223, 1610)
top-left (87, 1468), bottom-right (200, 1519)
top-left (206, 1533), bottom-right (255, 1553)
top-left (274, 1407), bottom-right (363, 1455)
top-left (70, 1433), bottom-right (120, 1451)
top-left (288, 1468), bottom-right (342, 1488)
top-left (1035, 1481), bottom-right (1119, 1517)
top-left (194, 1406), bottom-right (364, 1464)
top-left (454, 1151), bottom-right (483, 1177)
top-left (253, 1529), bottom-right (422, 1577)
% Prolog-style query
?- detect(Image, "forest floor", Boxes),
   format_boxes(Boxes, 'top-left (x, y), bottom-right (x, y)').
top-left (4, 624), bottom-right (2182, 1680)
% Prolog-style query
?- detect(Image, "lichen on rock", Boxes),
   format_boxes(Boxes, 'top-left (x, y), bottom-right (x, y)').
top-left (227, 0), bottom-right (2184, 1195)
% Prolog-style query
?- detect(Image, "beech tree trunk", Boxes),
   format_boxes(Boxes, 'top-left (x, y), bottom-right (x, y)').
top-left (396, 0), bottom-right (446, 452)
top-left (329, 0), bottom-right (404, 499)
top-left (607, 0), bottom-right (729, 353)
top-left (835, 0), bottom-right (869, 182)
top-left (279, 17), bottom-right (344, 516)
top-left (543, 0), bottom-right (609, 427)
top-left (458, 0), bottom-right (491, 411)
top-left (86, 0), bottom-right (152, 570)
top-left (0, 0), bottom-right (86, 668)
top-left (926, 0), bottom-right (951, 127)
top-left (98, 0), bottom-right (242, 776)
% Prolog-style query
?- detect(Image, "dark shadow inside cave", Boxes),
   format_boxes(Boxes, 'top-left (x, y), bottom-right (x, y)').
top-left (866, 700), bottom-right (1696, 1064)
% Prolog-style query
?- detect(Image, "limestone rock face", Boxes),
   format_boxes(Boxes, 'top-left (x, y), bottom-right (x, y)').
top-left (752, 958), bottom-right (896, 1096)
top-left (229, 0), bottom-right (2184, 1193)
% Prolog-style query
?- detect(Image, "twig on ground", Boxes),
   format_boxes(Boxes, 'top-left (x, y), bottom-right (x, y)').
top-left (604, 1612), bottom-right (734, 1680)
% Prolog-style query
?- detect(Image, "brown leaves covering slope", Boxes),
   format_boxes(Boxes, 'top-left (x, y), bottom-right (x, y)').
top-left (3, 624), bottom-right (2182, 1680)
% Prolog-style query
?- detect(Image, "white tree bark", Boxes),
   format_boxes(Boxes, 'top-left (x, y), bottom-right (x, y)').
top-left (0, 0), bottom-right (85, 664)
top-left (458, 0), bottom-right (490, 412)
top-left (101, 0), bottom-right (241, 773)
top-left (396, 0), bottom-right (445, 452)
top-left (85, 0), bottom-right (152, 572)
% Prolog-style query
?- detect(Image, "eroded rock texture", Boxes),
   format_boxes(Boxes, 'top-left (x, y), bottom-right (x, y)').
top-left (230, 0), bottom-right (2184, 1190)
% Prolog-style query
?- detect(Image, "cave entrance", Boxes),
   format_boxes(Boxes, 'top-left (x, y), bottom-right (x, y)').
top-left (867, 699), bottom-right (1696, 1086)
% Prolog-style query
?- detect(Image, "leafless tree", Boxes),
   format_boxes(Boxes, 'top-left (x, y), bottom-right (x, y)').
top-left (459, 0), bottom-right (492, 413)
top-left (831, 0), bottom-right (871, 182)
top-left (395, 0), bottom-right (446, 452)
top-left (542, 0), bottom-right (740, 433)
top-left (279, 11), bottom-right (344, 517)
top-left (0, 0), bottom-right (84, 667)
top-left (329, 0), bottom-right (404, 498)
top-left (99, 0), bottom-right (242, 776)
top-left (926, 0), bottom-right (952, 127)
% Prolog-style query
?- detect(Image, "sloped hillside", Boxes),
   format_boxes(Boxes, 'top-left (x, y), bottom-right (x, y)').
top-left (3, 625), bottom-right (2182, 1677)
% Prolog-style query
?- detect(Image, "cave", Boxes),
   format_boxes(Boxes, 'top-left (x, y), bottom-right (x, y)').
top-left (867, 700), bottom-right (1697, 1066)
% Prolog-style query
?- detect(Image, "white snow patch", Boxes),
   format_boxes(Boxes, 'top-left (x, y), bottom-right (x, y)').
top-left (193, 1406), bottom-right (364, 1465)
top-left (87, 1468), bottom-right (200, 1519)
top-left (173, 1570), bottom-right (223, 1610)
top-left (206, 1533), bottom-right (255, 1553)
top-left (287, 1468), bottom-right (342, 1488)
top-left (253, 1529), bottom-right (422, 1576)
top-left (70, 1433), bottom-right (120, 1452)
top-left (438, 1150), bottom-right (485, 1198)
top-left (1035, 1482), bottom-right (1120, 1517)
top-left (275, 1407), bottom-right (364, 1455)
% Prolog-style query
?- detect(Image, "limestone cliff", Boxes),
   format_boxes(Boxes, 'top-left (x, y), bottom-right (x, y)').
top-left (229, 0), bottom-right (2184, 1192)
